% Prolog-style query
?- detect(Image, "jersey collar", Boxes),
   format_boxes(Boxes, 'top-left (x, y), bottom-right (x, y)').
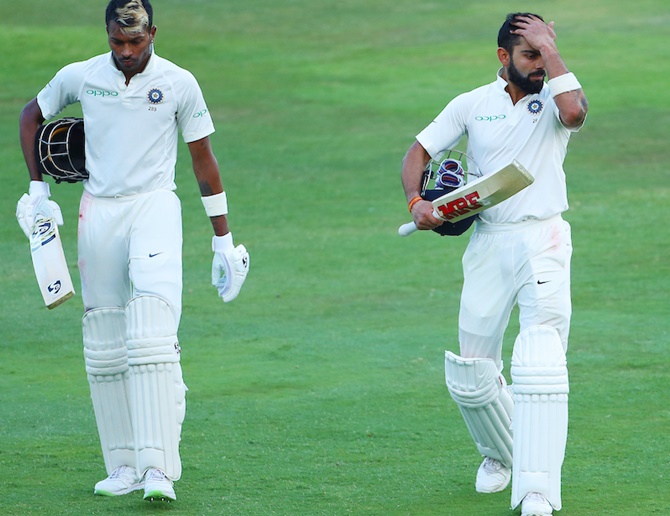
top-left (106, 50), bottom-right (157, 78)
top-left (495, 67), bottom-right (509, 93)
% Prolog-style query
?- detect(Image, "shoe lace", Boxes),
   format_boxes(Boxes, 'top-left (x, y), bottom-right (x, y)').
top-left (482, 457), bottom-right (502, 473)
top-left (525, 492), bottom-right (550, 506)
top-left (146, 468), bottom-right (167, 482)
top-left (109, 466), bottom-right (132, 480)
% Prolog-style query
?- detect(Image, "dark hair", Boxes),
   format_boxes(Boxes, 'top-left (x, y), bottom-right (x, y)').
top-left (105, 0), bottom-right (153, 30)
top-left (497, 12), bottom-right (544, 51)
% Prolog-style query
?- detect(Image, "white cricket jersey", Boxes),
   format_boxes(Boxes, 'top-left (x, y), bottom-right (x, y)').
top-left (416, 70), bottom-right (582, 224)
top-left (37, 52), bottom-right (215, 197)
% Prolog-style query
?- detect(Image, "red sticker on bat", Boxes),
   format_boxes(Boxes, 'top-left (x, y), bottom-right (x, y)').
top-left (436, 191), bottom-right (483, 220)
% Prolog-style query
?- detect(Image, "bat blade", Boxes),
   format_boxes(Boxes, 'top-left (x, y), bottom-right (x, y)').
top-left (30, 217), bottom-right (75, 309)
top-left (398, 160), bottom-right (534, 236)
top-left (430, 160), bottom-right (534, 222)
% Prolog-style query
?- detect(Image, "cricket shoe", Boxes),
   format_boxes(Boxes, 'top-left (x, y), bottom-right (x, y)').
top-left (143, 468), bottom-right (176, 502)
top-left (475, 457), bottom-right (511, 493)
top-left (94, 466), bottom-right (143, 496)
top-left (521, 492), bottom-right (553, 516)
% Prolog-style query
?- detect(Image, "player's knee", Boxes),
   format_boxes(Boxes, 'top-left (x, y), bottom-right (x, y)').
top-left (82, 307), bottom-right (125, 349)
top-left (511, 325), bottom-right (569, 395)
top-left (445, 352), bottom-right (505, 405)
top-left (125, 295), bottom-right (180, 366)
top-left (82, 307), bottom-right (127, 375)
top-left (457, 327), bottom-right (505, 370)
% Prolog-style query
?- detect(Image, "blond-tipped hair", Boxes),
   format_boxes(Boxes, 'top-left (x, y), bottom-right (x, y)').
top-left (114, 0), bottom-right (150, 35)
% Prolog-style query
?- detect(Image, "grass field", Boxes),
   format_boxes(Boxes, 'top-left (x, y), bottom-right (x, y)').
top-left (1, 0), bottom-right (668, 514)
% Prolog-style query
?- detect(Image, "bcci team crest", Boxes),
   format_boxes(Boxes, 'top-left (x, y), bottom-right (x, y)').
top-left (147, 88), bottom-right (164, 104)
top-left (527, 99), bottom-right (544, 115)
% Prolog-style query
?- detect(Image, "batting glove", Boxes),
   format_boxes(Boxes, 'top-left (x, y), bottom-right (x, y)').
top-left (211, 233), bottom-right (250, 303)
top-left (16, 181), bottom-right (64, 239)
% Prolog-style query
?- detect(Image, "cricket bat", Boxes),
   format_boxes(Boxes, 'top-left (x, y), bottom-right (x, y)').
top-left (30, 216), bottom-right (75, 309)
top-left (398, 160), bottom-right (534, 236)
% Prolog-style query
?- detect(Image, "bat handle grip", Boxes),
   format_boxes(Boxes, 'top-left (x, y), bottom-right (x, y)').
top-left (398, 221), bottom-right (418, 237)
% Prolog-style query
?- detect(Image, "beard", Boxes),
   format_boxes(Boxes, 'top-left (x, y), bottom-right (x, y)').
top-left (507, 57), bottom-right (546, 95)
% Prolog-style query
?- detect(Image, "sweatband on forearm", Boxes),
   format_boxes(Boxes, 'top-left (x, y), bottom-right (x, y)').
top-left (548, 72), bottom-right (582, 98)
top-left (201, 192), bottom-right (228, 217)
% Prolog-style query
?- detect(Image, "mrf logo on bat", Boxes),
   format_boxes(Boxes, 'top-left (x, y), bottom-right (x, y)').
top-left (436, 191), bottom-right (485, 220)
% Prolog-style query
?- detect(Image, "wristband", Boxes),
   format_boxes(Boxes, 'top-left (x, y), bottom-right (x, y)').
top-left (201, 192), bottom-right (228, 217)
top-left (408, 196), bottom-right (422, 213)
top-left (548, 72), bottom-right (582, 98)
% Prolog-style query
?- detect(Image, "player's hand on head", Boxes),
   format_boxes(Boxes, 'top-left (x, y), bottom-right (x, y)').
top-left (16, 181), bottom-right (64, 239)
top-left (511, 14), bottom-right (556, 48)
top-left (211, 233), bottom-right (249, 303)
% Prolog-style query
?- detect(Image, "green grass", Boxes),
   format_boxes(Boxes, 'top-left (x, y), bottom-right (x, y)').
top-left (1, 0), bottom-right (669, 514)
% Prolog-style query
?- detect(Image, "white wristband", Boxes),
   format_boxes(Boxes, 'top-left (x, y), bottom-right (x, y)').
top-left (548, 72), bottom-right (582, 98)
top-left (201, 192), bottom-right (228, 217)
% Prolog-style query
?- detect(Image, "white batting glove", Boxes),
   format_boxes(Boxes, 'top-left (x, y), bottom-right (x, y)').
top-left (16, 181), bottom-right (64, 239)
top-left (211, 233), bottom-right (249, 303)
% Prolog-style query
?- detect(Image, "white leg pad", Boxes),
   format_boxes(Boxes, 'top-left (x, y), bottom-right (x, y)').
top-left (83, 307), bottom-right (135, 474)
top-left (126, 296), bottom-right (186, 481)
top-left (511, 325), bottom-right (569, 510)
top-left (445, 351), bottom-right (514, 467)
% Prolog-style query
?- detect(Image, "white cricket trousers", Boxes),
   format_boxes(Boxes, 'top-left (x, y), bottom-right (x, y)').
top-left (78, 189), bottom-right (183, 321)
top-left (458, 215), bottom-right (572, 369)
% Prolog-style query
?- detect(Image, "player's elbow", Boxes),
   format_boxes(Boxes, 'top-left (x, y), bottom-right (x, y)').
top-left (402, 140), bottom-right (430, 167)
top-left (20, 98), bottom-right (44, 128)
top-left (561, 97), bottom-right (589, 129)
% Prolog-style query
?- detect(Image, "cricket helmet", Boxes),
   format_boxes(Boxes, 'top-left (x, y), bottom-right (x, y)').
top-left (35, 117), bottom-right (88, 183)
top-left (421, 158), bottom-right (476, 236)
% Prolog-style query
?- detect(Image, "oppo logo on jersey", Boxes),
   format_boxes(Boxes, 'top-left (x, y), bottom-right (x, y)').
top-left (86, 89), bottom-right (119, 97)
top-left (436, 191), bottom-right (483, 220)
top-left (475, 114), bottom-right (506, 122)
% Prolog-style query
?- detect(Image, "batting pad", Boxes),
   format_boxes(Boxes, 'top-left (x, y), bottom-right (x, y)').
top-left (83, 307), bottom-right (135, 474)
top-left (510, 325), bottom-right (569, 510)
top-left (126, 296), bottom-right (186, 481)
top-left (445, 352), bottom-right (513, 468)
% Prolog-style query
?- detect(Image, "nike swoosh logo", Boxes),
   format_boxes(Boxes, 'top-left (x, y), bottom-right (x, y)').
top-left (537, 280), bottom-right (550, 285)
top-left (149, 252), bottom-right (163, 258)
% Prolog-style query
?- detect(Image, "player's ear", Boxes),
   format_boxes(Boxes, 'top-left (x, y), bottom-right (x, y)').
top-left (497, 47), bottom-right (510, 67)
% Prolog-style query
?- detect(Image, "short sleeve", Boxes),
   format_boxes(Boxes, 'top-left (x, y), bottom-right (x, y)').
top-left (176, 71), bottom-right (215, 143)
top-left (36, 62), bottom-right (85, 120)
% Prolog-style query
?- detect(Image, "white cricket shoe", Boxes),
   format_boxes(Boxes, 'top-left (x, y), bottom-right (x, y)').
top-left (143, 468), bottom-right (176, 501)
top-left (475, 457), bottom-right (511, 493)
top-left (94, 466), bottom-right (143, 496)
top-left (521, 492), bottom-right (553, 515)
